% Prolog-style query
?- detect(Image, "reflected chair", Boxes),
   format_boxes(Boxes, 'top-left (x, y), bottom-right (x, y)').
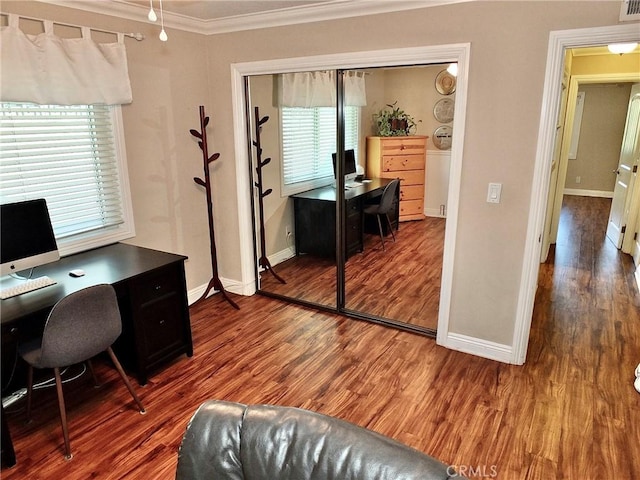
top-left (18, 284), bottom-right (146, 460)
top-left (363, 178), bottom-right (400, 250)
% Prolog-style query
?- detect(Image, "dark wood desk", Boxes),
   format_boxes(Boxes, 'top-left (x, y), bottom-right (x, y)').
top-left (1, 243), bottom-right (193, 386)
top-left (1, 243), bottom-right (193, 467)
top-left (292, 178), bottom-right (398, 259)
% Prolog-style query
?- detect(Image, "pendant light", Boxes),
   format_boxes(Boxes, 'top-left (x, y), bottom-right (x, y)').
top-left (147, 0), bottom-right (168, 42)
top-left (147, 0), bottom-right (157, 22)
top-left (159, 0), bottom-right (168, 42)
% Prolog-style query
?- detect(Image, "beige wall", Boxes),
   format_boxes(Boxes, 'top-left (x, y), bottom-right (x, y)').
top-left (2, 1), bottom-right (629, 347)
top-left (565, 83), bottom-right (632, 192)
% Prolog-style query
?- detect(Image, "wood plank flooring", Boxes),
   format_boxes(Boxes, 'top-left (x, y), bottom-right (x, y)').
top-left (2, 195), bottom-right (639, 479)
top-left (260, 216), bottom-right (445, 330)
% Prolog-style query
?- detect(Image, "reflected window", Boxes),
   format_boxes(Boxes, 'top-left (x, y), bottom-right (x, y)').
top-left (280, 106), bottom-right (359, 196)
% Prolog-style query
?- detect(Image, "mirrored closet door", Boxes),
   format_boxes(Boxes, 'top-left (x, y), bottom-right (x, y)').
top-left (246, 63), bottom-right (453, 335)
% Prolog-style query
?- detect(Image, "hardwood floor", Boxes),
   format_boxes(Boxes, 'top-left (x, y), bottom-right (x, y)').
top-left (2, 196), bottom-right (639, 479)
top-left (260, 216), bottom-right (445, 331)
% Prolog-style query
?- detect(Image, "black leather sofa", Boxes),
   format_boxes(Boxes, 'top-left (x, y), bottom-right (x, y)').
top-left (176, 400), bottom-right (462, 479)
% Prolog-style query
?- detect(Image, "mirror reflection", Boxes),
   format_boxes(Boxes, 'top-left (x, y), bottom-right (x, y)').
top-left (247, 64), bottom-right (452, 333)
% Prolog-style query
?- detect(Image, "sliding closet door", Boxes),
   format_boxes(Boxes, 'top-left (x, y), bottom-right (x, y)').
top-left (342, 65), bottom-right (449, 334)
top-left (247, 72), bottom-right (337, 309)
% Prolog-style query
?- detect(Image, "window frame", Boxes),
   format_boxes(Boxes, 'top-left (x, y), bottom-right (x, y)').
top-left (279, 106), bottom-right (360, 197)
top-left (0, 104), bottom-right (135, 257)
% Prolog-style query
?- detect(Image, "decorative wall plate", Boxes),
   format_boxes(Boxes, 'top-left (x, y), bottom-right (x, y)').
top-left (433, 125), bottom-right (453, 150)
top-left (433, 98), bottom-right (454, 123)
top-left (435, 69), bottom-right (456, 95)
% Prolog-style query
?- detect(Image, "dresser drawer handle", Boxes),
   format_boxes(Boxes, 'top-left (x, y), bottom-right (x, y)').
top-left (154, 285), bottom-right (162, 291)
top-left (159, 319), bottom-right (165, 325)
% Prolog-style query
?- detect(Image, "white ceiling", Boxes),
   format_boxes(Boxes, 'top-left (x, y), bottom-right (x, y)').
top-left (43, 0), bottom-right (457, 34)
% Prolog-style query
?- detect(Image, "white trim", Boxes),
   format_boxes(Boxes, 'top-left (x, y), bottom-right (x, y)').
top-left (232, 44), bottom-right (470, 346)
top-left (187, 276), bottom-right (247, 306)
top-left (635, 266), bottom-right (640, 292)
top-left (514, 23), bottom-right (640, 366)
top-left (563, 189), bottom-right (614, 198)
top-left (43, 0), bottom-right (472, 35)
top-left (269, 248), bottom-right (296, 268)
top-left (443, 333), bottom-right (514, 364)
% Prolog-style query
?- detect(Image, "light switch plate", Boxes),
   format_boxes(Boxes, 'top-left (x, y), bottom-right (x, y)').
top-left (487, 183), bottom-right (502, 203)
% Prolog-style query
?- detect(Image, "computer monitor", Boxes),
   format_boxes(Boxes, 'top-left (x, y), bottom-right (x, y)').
top-left (332, 149), bottom-right (358, 184)
top-left (1, 199), bottom-right (60, 276)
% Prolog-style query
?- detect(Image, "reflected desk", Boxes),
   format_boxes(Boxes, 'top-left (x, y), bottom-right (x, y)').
top-left (292, 178), bottom-right (399, 259)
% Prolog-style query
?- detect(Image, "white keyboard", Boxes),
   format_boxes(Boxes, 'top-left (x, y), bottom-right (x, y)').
top-left (0, 276), bottom-right (57, 300)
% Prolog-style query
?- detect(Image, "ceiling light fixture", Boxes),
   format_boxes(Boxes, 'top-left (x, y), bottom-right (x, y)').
top-left (447, 63), bottom-right (458, 77)
top-left (607, 42), bottom-right (638, 55)
top-left (158, 0), bottom-right (168, 42)
top-left (147, 0), bottom-right (167, 42)
top-left (147, 0), bottom-right (157, 22)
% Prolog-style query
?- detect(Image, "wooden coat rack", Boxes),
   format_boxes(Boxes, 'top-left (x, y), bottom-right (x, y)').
top-left (190, 105), bottom-right (239, 309)
top-left (253, 106), bottom-right (285, 284)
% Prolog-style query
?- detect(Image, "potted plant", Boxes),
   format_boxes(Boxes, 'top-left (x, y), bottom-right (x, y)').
top-left (374, 101), bottom-right (420, 136)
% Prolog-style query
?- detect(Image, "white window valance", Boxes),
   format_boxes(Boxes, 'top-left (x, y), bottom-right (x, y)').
top-left (0, 14), bottom-right (132, 105)
top-left (276, 70), bottom-right (366, 108)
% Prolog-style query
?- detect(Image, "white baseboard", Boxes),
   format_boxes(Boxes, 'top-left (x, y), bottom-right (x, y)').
top-left (563, 188), bottom-right (614, 198)
top-left (635, 267), bottom-right (640, 293)
top-left (187, 276), bottom-right (253, 305)
top-left (269, 247), bottom-right (296, 267)
top-left (187, 247), bottom-right (296, 305)
top-left (424, 207), bottom-right (446, 218)
top-left (439, 332), bottom-right (514, 364)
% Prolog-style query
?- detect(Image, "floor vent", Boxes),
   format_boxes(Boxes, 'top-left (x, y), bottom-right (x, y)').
top-left (620, 0), bottom-right (640, 21)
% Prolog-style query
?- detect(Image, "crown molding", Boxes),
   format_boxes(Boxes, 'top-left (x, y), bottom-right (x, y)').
top-left (41, 0), bottom-right (471, 35)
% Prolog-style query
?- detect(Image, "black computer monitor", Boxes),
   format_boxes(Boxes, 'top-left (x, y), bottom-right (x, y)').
top-left (1, 199), bottom-right (60, 276)
top-left (332, 149), bottom-right (358, 183)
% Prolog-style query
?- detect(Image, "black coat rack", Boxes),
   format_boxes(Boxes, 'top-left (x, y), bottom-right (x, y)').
top-left (253, 106), bottom-right (285, 284)
top-left (190, 105), bottom-right (239, 309)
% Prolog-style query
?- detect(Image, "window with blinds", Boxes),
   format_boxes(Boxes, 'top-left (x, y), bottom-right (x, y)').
top-left (281, 106), bottom-right (359, 196)
top-left (0, 103), bottom-right (134, 255)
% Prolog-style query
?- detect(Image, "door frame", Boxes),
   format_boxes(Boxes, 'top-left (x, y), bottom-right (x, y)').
top-left (230, 43), bottom-right (471, 340)
top-left (514, 23), bottom-right (640, 364)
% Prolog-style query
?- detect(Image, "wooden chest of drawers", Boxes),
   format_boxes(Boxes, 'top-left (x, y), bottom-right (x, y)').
top-left (366, 136), bottom-right (427, 221)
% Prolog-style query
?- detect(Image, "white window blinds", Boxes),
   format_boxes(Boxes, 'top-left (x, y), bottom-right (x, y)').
top-left (0, 103), bottom-right (127, 242)
top-left (281, 106), bottom-right (359, 195)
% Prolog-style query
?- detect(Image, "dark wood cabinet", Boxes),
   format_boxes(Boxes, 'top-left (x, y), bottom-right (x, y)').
top-left (114, 260), bottom-right (192, 385)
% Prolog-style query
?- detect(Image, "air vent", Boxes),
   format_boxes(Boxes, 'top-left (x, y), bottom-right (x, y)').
top-left (620, 0), bottom-right (640, 21)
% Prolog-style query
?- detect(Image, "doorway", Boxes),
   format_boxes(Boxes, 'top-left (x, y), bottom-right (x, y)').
top-left (230, 44), bottom-right (471, 339)
top-left (515, 23), bottom-right (640, 364)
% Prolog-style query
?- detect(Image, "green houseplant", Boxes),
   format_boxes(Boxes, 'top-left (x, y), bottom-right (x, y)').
top-left (374, 101), bottom-right (420, 136)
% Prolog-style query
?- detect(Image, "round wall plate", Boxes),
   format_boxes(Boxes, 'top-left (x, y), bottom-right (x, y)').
top-left (435, 69), bottom-right (456, 95)
top-left (433, 125), bottom-right (453, 150)
top-left (433, 98), bottom-right (454, 123)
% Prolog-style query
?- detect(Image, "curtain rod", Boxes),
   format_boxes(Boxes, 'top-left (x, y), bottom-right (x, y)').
top-left (1, 12), bottom-right (145, 41)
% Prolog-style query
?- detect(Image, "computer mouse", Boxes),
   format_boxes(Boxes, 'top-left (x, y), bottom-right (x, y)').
top-left (69, 269), bottom-right (85, 277)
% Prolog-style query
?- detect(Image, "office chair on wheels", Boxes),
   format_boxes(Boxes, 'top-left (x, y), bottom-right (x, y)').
top-left (18, 284), bottom-right (146, 460)
top-left (363, 178), bottom-right (400, 251)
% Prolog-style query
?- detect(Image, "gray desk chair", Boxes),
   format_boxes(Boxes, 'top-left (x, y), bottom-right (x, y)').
top-left (18, 284), bottom-right (146, 460)
top-left (363, 178), bottom-right (400, 250)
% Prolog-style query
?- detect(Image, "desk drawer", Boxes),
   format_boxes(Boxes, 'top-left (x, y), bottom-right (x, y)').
top-left (135, 265), bottom-right (182, 305)
top-left (382, 155), bottom-right (424, 172)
